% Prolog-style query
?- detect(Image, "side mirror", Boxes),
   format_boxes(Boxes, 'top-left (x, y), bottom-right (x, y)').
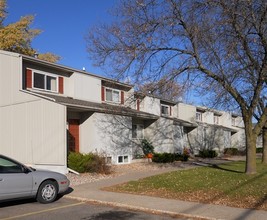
top-left (22, 165), bottom-right (31, 174)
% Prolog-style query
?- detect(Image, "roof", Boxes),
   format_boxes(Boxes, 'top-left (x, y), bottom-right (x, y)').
top-left (28, 91), bottom-right (159, 120)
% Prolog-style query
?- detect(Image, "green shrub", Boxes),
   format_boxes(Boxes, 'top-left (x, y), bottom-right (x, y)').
top-left (152, 153), bottom-right (175, 163)
top-left (198, 149), bottom-right (218, 158)
top-left (256, 148), bottom-right (263, 153)
top-left (68, 152), bottom-right (112, 174)
top-left (152, 150), bottom-right (190, 163)
top-left (224, 148), bottom-right (239, 155)
top-left (174, 153), bottom-right (189, 161)
top-left (141, 139), bottom-right (154, 155)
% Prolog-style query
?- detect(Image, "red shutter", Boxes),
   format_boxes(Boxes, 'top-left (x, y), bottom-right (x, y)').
top-left (137, 99), bottom-right (140, 111)
top-left (59, 77), bottom-right (64, 94)
top-left (26, 69), bottom-right (32, 88)
top-left (101, 86), bottom-right (105, 101)
top-left (121, 91), bottom-right (124, 104)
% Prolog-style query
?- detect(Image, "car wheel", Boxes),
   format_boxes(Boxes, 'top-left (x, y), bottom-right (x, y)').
top-left (36, 180), bottom-right (58, 204)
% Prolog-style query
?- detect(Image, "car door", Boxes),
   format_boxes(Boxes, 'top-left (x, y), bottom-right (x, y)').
top-left (0, 156), bottom-right (33, 201)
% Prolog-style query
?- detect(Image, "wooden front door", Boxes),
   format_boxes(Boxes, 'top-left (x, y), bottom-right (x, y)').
top-left (68, 119), bottom-right (80, 153)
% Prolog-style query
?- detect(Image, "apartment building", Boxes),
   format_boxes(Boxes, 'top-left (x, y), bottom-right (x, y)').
top-left (0, 50), bottom-right (245, 173)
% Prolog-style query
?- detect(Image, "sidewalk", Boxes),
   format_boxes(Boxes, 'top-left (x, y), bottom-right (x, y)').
top-left (65, 162), bottom-right (267, 220)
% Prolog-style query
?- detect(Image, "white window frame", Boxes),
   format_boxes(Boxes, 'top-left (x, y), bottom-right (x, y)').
top-left (32, 69), bottom-right (58, 93)
top-left (105, 88), bottom-right (120, 103)
top-left (132, 124), bottom-right (144, 139)
top-left (196, 111), bottom-right (202, 121)
top-left (161, 104), bottom-right (170, 116)
top-left (117, 155), bottom-right (129, 164)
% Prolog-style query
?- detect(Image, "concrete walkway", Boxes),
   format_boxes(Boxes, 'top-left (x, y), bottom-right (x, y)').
top-left (66, 162), bottom-right (267, 220)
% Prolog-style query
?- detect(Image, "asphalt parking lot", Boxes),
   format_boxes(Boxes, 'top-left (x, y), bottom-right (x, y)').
top-left (0, 198), bottom-right (183, 220)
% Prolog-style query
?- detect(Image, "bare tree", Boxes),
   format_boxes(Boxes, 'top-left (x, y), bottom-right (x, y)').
top-left (137, 77), bottom-right (184, 101)
top-left (255, 96), bottom-right (267, 164)
top-left (86, 0), bottom-right (267, 174)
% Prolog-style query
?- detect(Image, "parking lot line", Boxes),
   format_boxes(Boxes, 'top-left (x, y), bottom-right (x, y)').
top-left (0, 202), bottom-right (85, 220)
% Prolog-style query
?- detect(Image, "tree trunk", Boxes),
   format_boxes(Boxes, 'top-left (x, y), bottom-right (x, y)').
top-left (245, 124), bottom-right (257, 174)
top-left (262, 127), bottom-right (267, 164)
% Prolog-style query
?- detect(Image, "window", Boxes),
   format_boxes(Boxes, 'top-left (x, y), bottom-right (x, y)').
top-left (118, 155), bottom-right (129, 164)
top-left (132, 124), bottom-right (144, 139)
top-left (196, 111), bottom-right (202, 121)
top-left (33, 71), bottom-right (58, 92)
top-left (0, 157), bottom-right (23, 173)
top-left (232, 117), bottom-right (236, 126)
top-left (105, 88), bottom-right (120, 103)
top-left (161, 105), bottom-right (169, 116)
top-left (214, 115), bottom-right (220, 124)
top-left (105, 156), bottom-right (112, 164)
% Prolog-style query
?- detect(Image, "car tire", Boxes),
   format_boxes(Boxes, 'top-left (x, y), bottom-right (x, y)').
top-left (36, 180), bottom-right (58, 204)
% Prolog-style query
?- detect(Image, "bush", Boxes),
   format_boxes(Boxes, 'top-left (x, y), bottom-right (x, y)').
top-left (141, 139), bottom-right (154, 155)
top-left (68, 152), bottom-right (112, 174)
top-left (152, 151), bottom-right (189, 163)
top-left (198, 149), bottom-right (218, 158)
top-left (152, 153), bottom-right (175, 163)
top-left (224, 148), bottom-right (239, 156)
top-left (175, 153), bottom-right (189, 162)
top-left (256, 148), bottom-right (263, 153)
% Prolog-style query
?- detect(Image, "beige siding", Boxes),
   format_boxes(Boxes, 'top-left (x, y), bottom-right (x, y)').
top-left (220, 112), bottom-right (232, 127)
top-left (0, 99), bottom-right (66, 166)
top-left (0, 51), bottom-right (67, 172)
top-left (143, 96), bottom-right (161, 115)
top-left (80, 113), bottom-right (132, 163)
top-left (67, 73), bottom-right (102, 102)
top-left (145, 118), bottom-right (174, 153)
top-left (177, 103), bottom-right (196, 122)
top-left (0, 52), bottom-right (39, 107)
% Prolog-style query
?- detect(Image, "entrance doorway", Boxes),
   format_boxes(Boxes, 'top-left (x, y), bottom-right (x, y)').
top-left (68, 119), bottom-right (80, 152)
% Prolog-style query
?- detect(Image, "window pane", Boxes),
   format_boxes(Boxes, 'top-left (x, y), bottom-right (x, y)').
top-left (46, 76), bottom-right (57, 91)
top-left (161, 106), bottom-right (169, 115)
top-left (106, 89), bottom-right (112, 101)
top-left (196, 112), bottom-right (202, 121)
top-left (0, 157), bottom-right (22, 173)
top-left (113, 90), bottom-right (120, 102)
top-left (34, 72), bottom-right (45, 89)
top-left (137, 125), bottom-right (144, 139)
top-left (118, 156), bottom-right (123, 163)
top-left (124, 156), bottom-right (129, 163)
top-left (132, 125), bottom-right (137, 138)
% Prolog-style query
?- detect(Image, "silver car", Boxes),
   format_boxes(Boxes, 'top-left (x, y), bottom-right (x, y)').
top-left (0, 154), bottom-right (70, 204)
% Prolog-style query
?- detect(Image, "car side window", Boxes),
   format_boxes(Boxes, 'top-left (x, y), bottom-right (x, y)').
top-left (0, 157), bottom-right (23, 174)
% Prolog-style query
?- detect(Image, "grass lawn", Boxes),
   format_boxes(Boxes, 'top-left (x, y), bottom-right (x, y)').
top-left (105, 160), bottom-right (267, 210)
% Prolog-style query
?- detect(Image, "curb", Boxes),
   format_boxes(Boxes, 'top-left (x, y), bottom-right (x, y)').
top-left (65, 195), bottom-right (222, 220)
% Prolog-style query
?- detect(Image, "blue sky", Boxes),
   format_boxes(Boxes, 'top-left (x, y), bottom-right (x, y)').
top-left (5, 0), bottom-right (118, 76)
